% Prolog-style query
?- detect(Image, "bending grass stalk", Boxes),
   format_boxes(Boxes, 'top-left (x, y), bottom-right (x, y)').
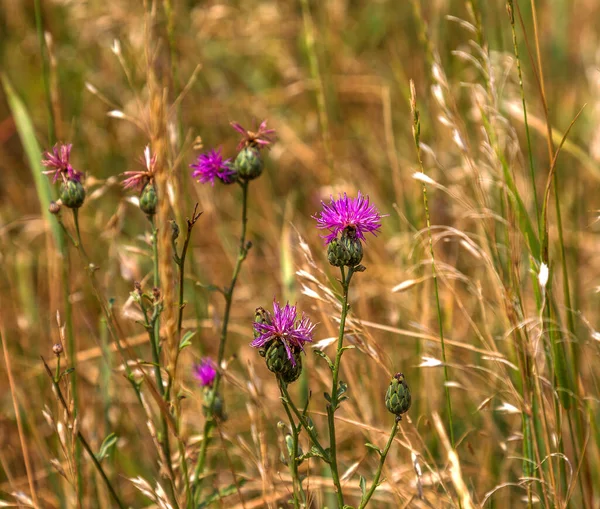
top-left (42, 359), bottom-right (126, 509)
top-left (409, 82), bottom-right (455, 447)
top-left (358, 419), bottom-right (399, 509)
top-left (326, 266), bottom-right (355, 507)
top-left (278, 377), bottom-right (304, 509)
top-left (192, 181), bottom-right (251, 498)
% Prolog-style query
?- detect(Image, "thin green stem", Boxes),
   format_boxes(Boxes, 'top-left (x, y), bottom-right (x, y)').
top-left (358, 419), bottom-right (399, 509)
top-left (410, 87), bottom-right (456, 447)
top-left (147, 217), bottom-right (177, 496)
top-left (506, 0), bottom-right (539, 232)
top-left (33, 0), bottom-right (56, 144)
top-left (60, 216), bottom-right (83, 502)
top-left (326, 266), bottom-right (354, 507)
top-left (300, 0), bottom-right (333, 176)
top-left (43, 359), bottom-right (126, 509)
top-left (192, 182), bottom-right (251, 499)
top-left (278, 378), bottom-right (303, 509)
top-left (280, 380), bottom-right (329, 461)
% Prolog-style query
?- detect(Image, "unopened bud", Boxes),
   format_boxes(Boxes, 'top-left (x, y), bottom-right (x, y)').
top-left (60, 179), bottom-right (86, 209)
top-left (139, 182), bottom-right (157, 216)
top-left (49, 201), bottom-right (61, 215)
top-left (52, 343), bottom-right (64, 356)
top-left (385, 372), bottom-right (411, 419)
top-left (235, 146), bottom-right (263, 181)
top-left (170, 220), bottom-right (180, 241)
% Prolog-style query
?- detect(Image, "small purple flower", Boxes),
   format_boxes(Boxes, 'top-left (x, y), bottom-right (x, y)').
top-left (190, 148), bottom-right (235, 186)
top-left (42, 143), bottom-right (82, 183)
top-left (230, 120), bottom-right (276, 151)
top-left (314, 191), bottom-right (384, 244)
top-left (193, 358), bottom-right (217, 387)
top-left (122, 146), bottom-right (156, 191)
top-left (251, 300), bottom-right (315, 365)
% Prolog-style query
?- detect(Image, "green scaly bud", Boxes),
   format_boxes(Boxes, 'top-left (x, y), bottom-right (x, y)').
top-left (203, 387), bottom-right (226, 421)
top-left (60, 179), bottom-right (86, 209)
top-left (235, 146), bottom-right (263, 180)
top-left (385, 372), bottom-right (411, 419)
top-left (327, 230), bottom-right (363, 268)
top-left (139, 182), bottom-right (158, 216)
top-left (265, 341), bottom-right (302, 384)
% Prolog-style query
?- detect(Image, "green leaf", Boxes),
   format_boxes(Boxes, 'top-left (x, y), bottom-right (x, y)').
top-left (359, 475), bottom-right (367, 498)
top-left (1, 74), bottom-right (64, 253)
top-left (179, 330), bottom-right (196, 351)
top-left (324, 392), bottom-right (331, 403)
top-left (197, 480), bottom-right (247, 508)
top-left (60, 368), bottom-right (75, 380)
top-left (196, 282), bottom-right (225, 295)
top-left (337, 381), bottom-right (348, 398)
top-left (365, 442), bottom-right (382, 456)
top-left (96, 433), bottom-right (118, 463)
top-left (314, 349), bottom-right (334, 370)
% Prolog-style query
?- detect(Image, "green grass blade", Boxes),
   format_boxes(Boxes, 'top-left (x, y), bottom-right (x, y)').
top-left (1, 73), bottom-right (64, 253)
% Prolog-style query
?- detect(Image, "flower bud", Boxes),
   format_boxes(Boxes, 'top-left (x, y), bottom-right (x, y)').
top-left (234, 146), bottom-right (263, 180)
top-left (202, 387), bottom-right (226, 421)
top-left (170, 220), bottom-right (180, 241)
top-left (59, 179), bottom-right (86, 209)
top-left (327, 233), bottom-right (363, 268)
top-left (254, 306), bottom-right (272, 342)
top-left (52, 343), bottom-right (64, 356)
top-left (49, 201), bottom-right (61, 215)
top-left (385, 373), bottom-right (411, 419)
top-left (139, 182), bottom-right (157, 216)
top-left (265, 341), bottom-right (302, 384)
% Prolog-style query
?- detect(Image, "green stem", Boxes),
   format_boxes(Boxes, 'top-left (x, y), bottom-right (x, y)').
top-left (192, 181), bottom-right (251, 499)
top-left (327, 266), bottom-right (354, 507)
top-left (279, 380), bottom-right (329, 461)
top-left (410, 95), bottom-right (456, 447)
top-left (147, 217), bottom-right (177, 494)
top-left (278, 378), bottom-right (303, 509)
top-left (43, 360), bottom-right (126, 509)
top-left (61, 218), bottom-right (83, 502)
top-left (33, 0), bottom-right (56, 144)
top-left (358, 419), bottom-right (399, 509)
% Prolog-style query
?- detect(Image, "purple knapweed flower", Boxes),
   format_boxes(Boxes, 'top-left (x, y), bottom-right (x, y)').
top-left (193, 358), bottom-right (217, 387)
top-left (230, 120), bottom-right (276, 151)
top-left (121, 146), bottom-right (156, 191)
top-left (251, 300), bottom-right (315, 365)
top-left (314, 191), bottom-right (384, 244)
top-left (190, 148), bottom-right (235, 185)
top-left (42, 143), bottom-right (82, 183)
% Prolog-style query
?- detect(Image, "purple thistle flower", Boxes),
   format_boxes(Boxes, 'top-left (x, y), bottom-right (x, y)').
top-left (230, 119), bottom-right (276, 151)
top-left (193, 358), bottom-right (217, 387)
top-left (251, 300), bottom-right (315, 365)
top-left (42, 143), bottom-right (82, 183)
top-left (314, 191), bottom-right (384, 244)
top-left (190, 148), bottom-right (235, 186)
top-left (121, 146), bottom-right (156, 191)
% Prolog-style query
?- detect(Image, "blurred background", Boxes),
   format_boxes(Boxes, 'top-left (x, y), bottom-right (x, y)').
top-left (1, 0), bottom-right (600, 507)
